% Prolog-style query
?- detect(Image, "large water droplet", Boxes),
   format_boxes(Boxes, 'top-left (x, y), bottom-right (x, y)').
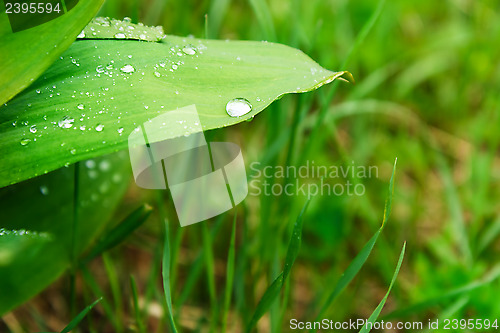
top-left (58, 116), bottom-right (75, 129)
top-left (182, 45), bottom-right (196, 55)
top-left (20, 138), bottom-right (31, 146)
top-left (226, 98), bottom-right (252, 117)
top-left (120, 64), bottom-right (135, 73)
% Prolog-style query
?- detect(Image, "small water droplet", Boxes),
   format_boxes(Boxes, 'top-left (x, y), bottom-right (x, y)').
top-left (20, 138), bottom-right (31, 146)
top-left (70, 148), bottom-right (76, 154)
top-left (77, 30), bottom-right (85, 38)
top-left (29, 125), bottom-right (37, 133)
top-left (120, 64), bottom-right (135, 73)
top-left (154, 71), bottom-right (161, 77)
top-left (117, 127), bottom-right (124, 134)
top-left (58, 116), bottom-right (75, 129)
top-left (226, 98), bottom-right (252, 117)
top-left (114, 33), bottom-right (126, 39)
top-left (36, 89), bottom-right (41, 94)
top-left (95, 124), bottom-right (104, 132)
top-left (182, 45), bottom-right (196, 55)
top-left (96, 65), bottom-right (106, 73)
top-left (123, 17), bottom-right (132, 23)
top-left (77, 103), bottom-right (84, 110)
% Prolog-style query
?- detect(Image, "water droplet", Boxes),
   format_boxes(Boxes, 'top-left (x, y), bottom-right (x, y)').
top-left (120, 64), bottom-right (135, 73)
top-left (226, 98), bottom-right (252, 117)
top-left (70, 148), bottom-right (76, 154)
top-left (58, 116), bottom-right (74, 129)
top-left (95, 124), bottom-right (104, 132)
top-left (96, 65), bottom-right (106, 73)
top-left (114, 33), bottom-right (126, 39)
top-left (29, 125), bottom-right (37, 133)
top-left (117, 127), bottom-right (124, 134)
top-left (154, 71), bottom-right (161, 77)
top-left (123, 17), bottom-right (132, 23)
top-left (77, 103), bottom-right (84, 110)
top-left (40, 185), bottom-right (49, 195)
top-left (20, 138), bottom-right (31, 146)
top-left (182, 45), bottom-right (196, 55)
top-left (77, 30), bottom-right (85, 38)
top-left (172, 64), bottom-right (178, 70)
top-left (36, 89), bottom-right (41, 94)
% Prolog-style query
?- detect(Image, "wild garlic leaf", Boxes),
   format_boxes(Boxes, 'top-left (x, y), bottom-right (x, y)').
top-left (0, 19), bottom-right (352, 188)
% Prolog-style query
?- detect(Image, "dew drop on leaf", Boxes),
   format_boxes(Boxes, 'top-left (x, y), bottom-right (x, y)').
top-left (182, 45), bottom-right (196, 55)
top-left (58, 116), bottom-right (75, 129)
top-left (20, 138), bottom-right (31, 146)
top-left (226, 98), bottom-right (252, 117)
top-left (95, 124), bottom-right (105, 132)
top-left (29, 125), bottom-right (37, 133)
top-left (120, 65), bottom-right (135, 73)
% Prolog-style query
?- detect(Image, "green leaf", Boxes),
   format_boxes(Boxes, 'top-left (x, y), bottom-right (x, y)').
top-left (0, 29), bottom-right (352, 188)
top-left (0, 152), bottom-right (131, 315)
top-left (359, 242), bottom-right (406, 333)
top-left (246, 199), bottom-right (310, 332)
top-left (60, 297), bottom-right (102, 333)
top-left (0, 0), bottom-right (105, 105)
top-left (80, 17), bottom-right (165, 41)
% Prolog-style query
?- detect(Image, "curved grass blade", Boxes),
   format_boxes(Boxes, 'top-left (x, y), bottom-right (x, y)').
top-left (383, 264), bottom-right (500, 320)
top-left (222, 212), bottom-right (237, 332)
top-left (0, 30), bottom-right (352, 188)
top-left (162, 219), bottom-right (178, 332)
top-left (359, 242), bottom-right (406, 333)
top-left (246, 199), bottom-right (310, 333)
top-left (81, 204), bottom-right (153, 265)
top-left (312, 158), bottom-right (397, 326)
top-left (60, 297), bottom-right (102, 333)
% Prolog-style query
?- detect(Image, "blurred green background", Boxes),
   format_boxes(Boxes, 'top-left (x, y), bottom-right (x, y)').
top-left (2, 0), bottom-right (500, 332)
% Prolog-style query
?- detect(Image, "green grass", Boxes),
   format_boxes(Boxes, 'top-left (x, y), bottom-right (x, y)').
top-left (1, 0), bottom-right (500, 332)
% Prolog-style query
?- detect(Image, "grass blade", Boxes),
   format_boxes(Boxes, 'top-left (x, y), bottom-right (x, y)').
top-left (248, 0), bottom-right (277, 41)
top-left (222, 212), bottom-right (238, 332)
top-left (313, 158), bottom-right (397, 324)
top-left (60, 297), bottom-right (102, 333)
top-left (81, 204), bottom-right (153, 265)
top-left (162, 219), bottom-right (178, 333)
top-left (130, 275), bottom-right (146, 333)
top-left (246, 199), bottom-right (311, 332)
top-left (359, 242), bottom-right (406, 333)
top-left (383, 264), bottom-right (500, 319)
